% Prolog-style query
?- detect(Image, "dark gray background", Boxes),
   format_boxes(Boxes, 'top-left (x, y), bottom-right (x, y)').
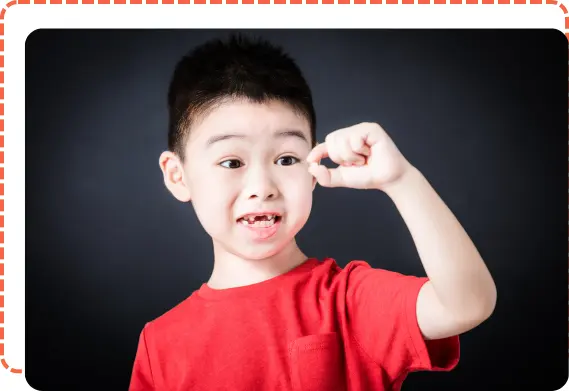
top-left (25, 29), bottom-right (567, 390)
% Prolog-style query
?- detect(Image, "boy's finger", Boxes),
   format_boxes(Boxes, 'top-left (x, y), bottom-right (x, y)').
top-left (351, 155), bottom-right (367, 166)
top-left (338, 140), bottom-right (358, 163)
top-left (306, 143), bottom-right (328, 164)
top-left (356, 145), bottom-right (371, 157)
top-left (339, 152), bottom-right (365, 166)
top-left (308, 163), bottom-right (344, 188)
top-left (349, 135), bottom-right (371, 156)
top-left (339, 139), bottom-right (366, 165)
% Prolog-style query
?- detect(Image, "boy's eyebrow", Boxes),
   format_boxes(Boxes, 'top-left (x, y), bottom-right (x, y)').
top-left (206, 133), bottom-right (246, 147)
top-left (206, 129), bottom-right (309, 147)
top-left (274, 130), bottom-right (309, 144)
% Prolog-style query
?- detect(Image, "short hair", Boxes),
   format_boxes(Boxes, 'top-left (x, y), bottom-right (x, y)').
top-left (167, 34), bottom-right (317, 160)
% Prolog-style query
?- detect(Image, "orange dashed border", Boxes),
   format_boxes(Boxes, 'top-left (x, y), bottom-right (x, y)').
top-left (0, 0), bottom-right (566, 378)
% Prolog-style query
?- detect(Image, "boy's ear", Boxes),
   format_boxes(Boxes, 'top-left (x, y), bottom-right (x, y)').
top-left (159, 151), bottom-right (191, 202)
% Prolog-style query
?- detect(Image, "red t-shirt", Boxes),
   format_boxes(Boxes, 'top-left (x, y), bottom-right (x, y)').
top-left (129, 258), bottom-right (459, 391)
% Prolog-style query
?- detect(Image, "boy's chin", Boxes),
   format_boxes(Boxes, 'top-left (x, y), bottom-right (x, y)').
top-left (235, 245), bottom-right (284, 261)
top-left (226, 239), bottom-right (292, 261)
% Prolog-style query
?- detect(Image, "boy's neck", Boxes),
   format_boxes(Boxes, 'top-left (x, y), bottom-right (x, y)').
top-left (206, 240), bottom-right (309, 289)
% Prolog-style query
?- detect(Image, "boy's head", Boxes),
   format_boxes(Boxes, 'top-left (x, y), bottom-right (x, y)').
top-left (159, 34), bottom-right (318, 261)
top-left (166, 34), bottom-right (316, 160)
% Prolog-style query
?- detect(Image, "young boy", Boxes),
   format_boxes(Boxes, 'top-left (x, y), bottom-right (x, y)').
top-left (128, 34), bottom-right (496, 391)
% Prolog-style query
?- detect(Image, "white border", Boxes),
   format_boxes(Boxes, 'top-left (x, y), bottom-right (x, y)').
top-left (1, 4), bottom-right (566, 391)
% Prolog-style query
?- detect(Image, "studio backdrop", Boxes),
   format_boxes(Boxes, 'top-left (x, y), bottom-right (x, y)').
top-left (25, 29), bottom-right (567, 390)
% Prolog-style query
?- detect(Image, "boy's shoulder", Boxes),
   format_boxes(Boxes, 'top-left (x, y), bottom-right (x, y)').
top-left (144, 290), bottom-right (198, 334)
top-left (143, 257), bottom-right (419, 334)
top-left (312, 257), bottom-right (421, 285)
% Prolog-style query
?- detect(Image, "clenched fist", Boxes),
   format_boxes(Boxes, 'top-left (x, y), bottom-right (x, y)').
top-left (306, 122), bottom-right (414, 191)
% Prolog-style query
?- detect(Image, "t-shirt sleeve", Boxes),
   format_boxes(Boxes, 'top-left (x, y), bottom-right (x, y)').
top-left (343, 261), bottom-right (460, 382)
top-left (128, 323), bottom-right (156, 391)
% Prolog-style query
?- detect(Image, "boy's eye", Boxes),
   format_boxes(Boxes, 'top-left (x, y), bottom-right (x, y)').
top-left (219, 159), bottom-right (243, 169)
top-left (276, 156), bottom-right (299, 166)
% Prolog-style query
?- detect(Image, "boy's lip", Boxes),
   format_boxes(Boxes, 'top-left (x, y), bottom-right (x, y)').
top-left (237, 215), bottom-right (282, 240)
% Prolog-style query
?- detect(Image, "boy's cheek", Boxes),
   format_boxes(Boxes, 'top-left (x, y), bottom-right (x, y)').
top-left (288, 181), bottom-right (313, 212)
top-left (286, 165), bottom-right (314, 182)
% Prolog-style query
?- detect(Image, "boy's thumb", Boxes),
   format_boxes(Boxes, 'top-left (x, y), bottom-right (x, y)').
top-left (309, 163), bottom-right (339, 188)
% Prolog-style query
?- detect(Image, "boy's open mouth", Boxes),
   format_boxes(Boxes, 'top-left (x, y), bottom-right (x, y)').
top-left (237, 214), bottom-right (282, 228)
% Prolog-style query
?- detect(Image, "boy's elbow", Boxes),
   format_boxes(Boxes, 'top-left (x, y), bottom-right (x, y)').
top-left (484, 285), bottom-right (497, 319)
top-left (455, 284), bottom-right (497, 329)
top-left (472, 283), bottom-right (497, 325)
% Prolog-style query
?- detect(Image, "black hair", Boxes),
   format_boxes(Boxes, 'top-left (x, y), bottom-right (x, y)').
top-left (167, 33), bottom-right (316, 160)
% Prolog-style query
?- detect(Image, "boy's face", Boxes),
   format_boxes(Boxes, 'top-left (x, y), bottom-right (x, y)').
top-left (161, 99), bottom-right (316, 260)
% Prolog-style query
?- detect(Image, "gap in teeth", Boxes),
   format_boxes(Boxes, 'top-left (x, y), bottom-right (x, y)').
top-left (248, 215), bottom-right (275, 222)
top-left (241, 215), bottom-right (277, 226)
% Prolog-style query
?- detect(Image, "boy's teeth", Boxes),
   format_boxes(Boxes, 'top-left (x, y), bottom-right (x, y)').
top-left (240, 215), bottom-right (278, 227)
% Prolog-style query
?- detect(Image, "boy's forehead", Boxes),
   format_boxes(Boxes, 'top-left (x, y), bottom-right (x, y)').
top-left (188, 99), bottom-right (311, 145)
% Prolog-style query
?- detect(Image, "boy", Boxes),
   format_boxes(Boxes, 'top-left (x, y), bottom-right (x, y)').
top-left (129, 34), bottom-right (496, 391)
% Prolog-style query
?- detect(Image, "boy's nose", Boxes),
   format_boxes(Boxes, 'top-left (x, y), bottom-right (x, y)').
top-left (244, 166), bottom-right (279, 200)
top-left (249, 192), bottom-right (275, 200)
top-left (247, 181), bottom-right (277, 200)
